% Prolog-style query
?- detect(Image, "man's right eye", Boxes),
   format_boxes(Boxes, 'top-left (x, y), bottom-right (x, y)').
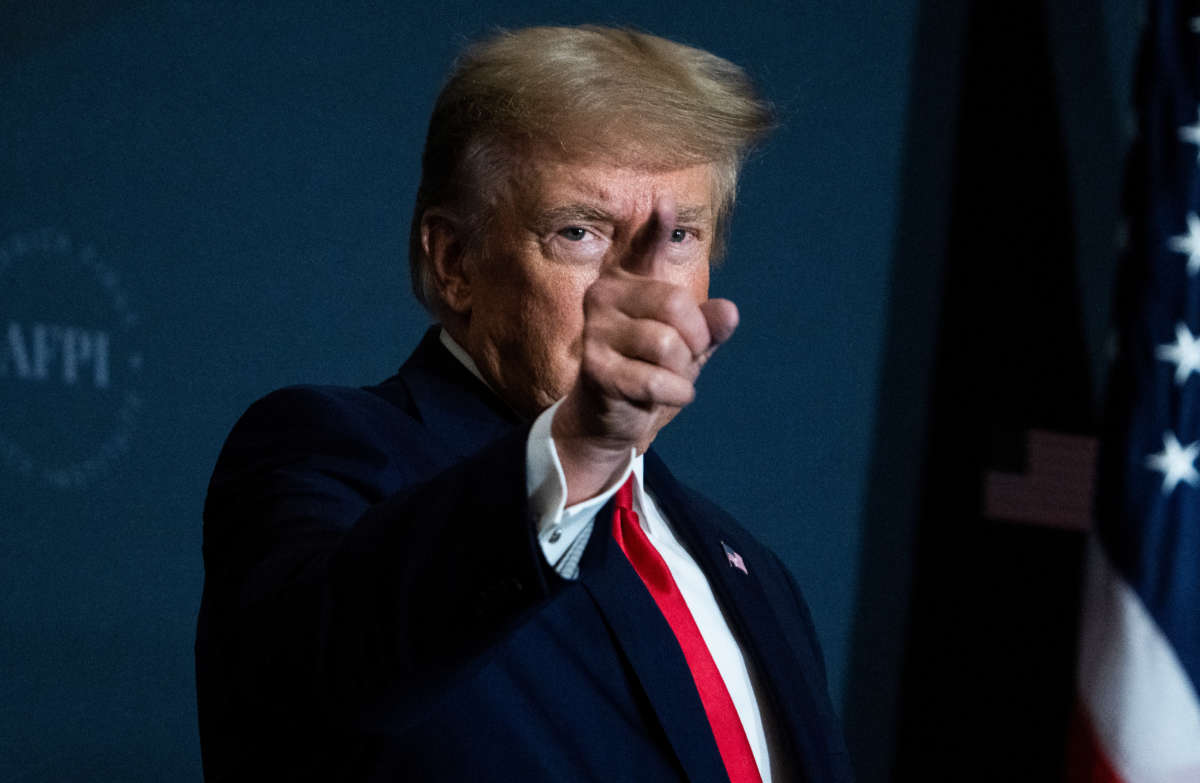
top-left (559, 227), bottom-right (588, 241)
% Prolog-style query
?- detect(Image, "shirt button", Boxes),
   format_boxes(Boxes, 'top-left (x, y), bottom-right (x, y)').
top-left (548, 527), bottom-right (562, 543)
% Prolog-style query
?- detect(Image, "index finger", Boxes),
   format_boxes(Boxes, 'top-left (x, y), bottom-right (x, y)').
top-left (624, 196), bottom-right (676, 280)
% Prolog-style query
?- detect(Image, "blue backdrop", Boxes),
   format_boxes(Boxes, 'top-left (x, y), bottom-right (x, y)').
top-left (0, 1), bottom-right (1142, 779)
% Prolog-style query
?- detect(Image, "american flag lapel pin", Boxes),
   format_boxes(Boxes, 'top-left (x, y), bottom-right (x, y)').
top-left (721, 541), bottom-right (749, 575)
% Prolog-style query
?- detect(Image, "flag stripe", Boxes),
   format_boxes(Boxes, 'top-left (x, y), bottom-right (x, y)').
top-left (1077, 539), bottom-right (1200, 781)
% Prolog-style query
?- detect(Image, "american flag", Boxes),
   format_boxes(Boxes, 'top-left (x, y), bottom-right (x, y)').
top-left (721, 541), bottom-right (748, 575)
top-left (1069, 2), bottom-right (1200, 780)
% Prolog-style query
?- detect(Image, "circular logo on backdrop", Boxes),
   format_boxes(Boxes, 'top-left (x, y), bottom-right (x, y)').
top-left (0, 228), bottom-right (142, 490)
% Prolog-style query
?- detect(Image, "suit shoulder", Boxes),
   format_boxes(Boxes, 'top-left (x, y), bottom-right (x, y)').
top-left (223, 382), bottom-right (416, 444)
top-left (206, 383), bottom-right (423, 496)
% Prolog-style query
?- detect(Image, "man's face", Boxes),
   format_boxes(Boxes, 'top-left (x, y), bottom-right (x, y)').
top-left (458, 153), bottom-right (716, 420)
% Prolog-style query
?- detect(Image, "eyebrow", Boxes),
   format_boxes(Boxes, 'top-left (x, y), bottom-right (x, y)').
top-left (674, 205), bottom-right (712, 225)
top-left (535, 204), bottom-right (616, 229)
top-left (533, 203), bottom-right (712, 231)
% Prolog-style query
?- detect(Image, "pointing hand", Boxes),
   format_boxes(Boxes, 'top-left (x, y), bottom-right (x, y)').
top-left (552, 198), bottom-right (739, 503)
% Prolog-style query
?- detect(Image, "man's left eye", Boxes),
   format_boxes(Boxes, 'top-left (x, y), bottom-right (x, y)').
top-left (559, 227), bottom-right (589, 241)
top-left (669, 228), bottom-right (688, 243)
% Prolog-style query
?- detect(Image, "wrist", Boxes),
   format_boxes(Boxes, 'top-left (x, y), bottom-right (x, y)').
top-left (551, 395), bottom-right (634, 505)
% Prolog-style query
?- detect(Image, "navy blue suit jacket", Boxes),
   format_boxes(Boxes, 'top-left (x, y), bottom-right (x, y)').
top-left (196, 328), bottom-right (852, 781)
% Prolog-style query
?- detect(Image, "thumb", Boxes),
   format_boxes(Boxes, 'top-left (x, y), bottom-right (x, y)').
top-left (698, 298), bottom-right (739, 349)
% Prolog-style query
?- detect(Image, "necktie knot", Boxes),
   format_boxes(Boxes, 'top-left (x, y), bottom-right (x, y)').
top-left (614, 475), bottom-right (635, 511)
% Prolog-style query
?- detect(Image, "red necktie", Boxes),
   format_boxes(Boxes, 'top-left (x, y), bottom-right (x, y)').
top-left (610, 476), bottom-right (763, 783)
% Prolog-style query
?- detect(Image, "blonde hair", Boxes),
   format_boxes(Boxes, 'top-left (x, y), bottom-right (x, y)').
top-left (409, 25), bottom-right (775, 315)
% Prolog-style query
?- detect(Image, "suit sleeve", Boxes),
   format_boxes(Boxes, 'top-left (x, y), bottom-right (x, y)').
top-left (198, 386), bottom-right (556, 739)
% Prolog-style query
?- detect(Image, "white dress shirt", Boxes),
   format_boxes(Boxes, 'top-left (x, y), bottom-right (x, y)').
top-left (439, 330), bottom-right (776, 782)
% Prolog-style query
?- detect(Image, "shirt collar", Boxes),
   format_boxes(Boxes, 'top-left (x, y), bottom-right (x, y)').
top-left (438, 328), bottom-right (495, 393)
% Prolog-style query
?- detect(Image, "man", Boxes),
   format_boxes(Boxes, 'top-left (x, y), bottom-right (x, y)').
top-left (197, 25), bottom-right (852, 782)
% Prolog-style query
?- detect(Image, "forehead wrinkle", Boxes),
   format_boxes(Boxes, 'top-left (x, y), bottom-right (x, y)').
top-left (521, 156), bottom-right (716, 228)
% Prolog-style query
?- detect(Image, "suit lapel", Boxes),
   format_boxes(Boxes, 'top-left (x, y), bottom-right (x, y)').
top-left (577, 505), bottom-right (730, 783)
top-left (370, 331), bottom-right (731, 780)
top-left (644, 452), bottom-right (834, 783)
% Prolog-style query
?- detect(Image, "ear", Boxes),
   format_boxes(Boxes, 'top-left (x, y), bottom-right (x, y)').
top-left (420, 208), bottom-right (472, 316)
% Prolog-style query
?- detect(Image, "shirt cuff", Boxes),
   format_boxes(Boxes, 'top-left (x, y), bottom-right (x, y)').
top-left (526, 399), bottom-right (636, 571)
